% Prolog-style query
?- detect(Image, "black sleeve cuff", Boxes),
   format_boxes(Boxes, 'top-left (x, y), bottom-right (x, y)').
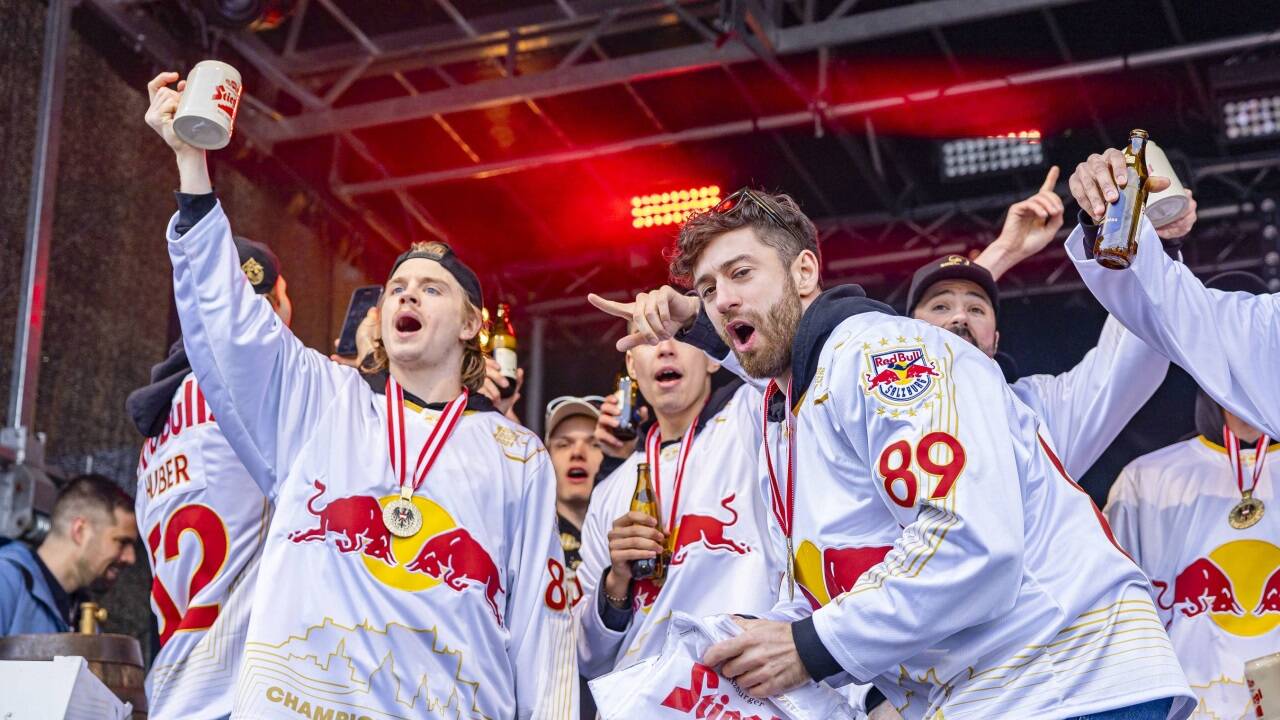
top-left (791, 616), bottom-right (842, 682)
top-left (674, 305), bottom-right (729, 359)
top-left (864, 687), bottom-right (887, 712)
top-left (1077, 209), bottom-right (1100, 260)
top-left (174, 191), bottom-right (217, 237)
top-left (596, 568), bottom-right (632, 632)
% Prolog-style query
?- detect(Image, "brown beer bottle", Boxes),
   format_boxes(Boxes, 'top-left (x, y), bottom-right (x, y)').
top-left (612, 373), bottom-right (642, 441)
top-left (629, 462), bottom-right (666, 583)
top-left (1095, 129), bottom-right (1151, 270)
top-left (491, 303), bottom-right (518, 399)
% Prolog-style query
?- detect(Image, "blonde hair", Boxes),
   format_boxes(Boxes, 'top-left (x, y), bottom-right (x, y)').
top-left (363, 243), bottom-right (488, 393)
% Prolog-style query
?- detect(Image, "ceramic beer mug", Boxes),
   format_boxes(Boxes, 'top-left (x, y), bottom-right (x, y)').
top-left (173, 60), bottom-right (243, 150)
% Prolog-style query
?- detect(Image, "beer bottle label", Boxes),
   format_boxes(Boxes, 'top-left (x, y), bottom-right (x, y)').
top-left (494, 347), bottom-right (518, 379)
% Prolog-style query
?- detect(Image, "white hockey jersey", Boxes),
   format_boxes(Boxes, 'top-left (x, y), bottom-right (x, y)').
top-left (167, 202), bottom-right (577, 720)
top-left (1106, 436), bottom-right (1280, 720)
top-left (134, 373), bottom-right (271, 720)
top-left (576, 381), bottom-right (785, 679)
top-left (1067, 216), bottom-right (1280, 438)
top-left (692, 290), bottom-right (1194, 719)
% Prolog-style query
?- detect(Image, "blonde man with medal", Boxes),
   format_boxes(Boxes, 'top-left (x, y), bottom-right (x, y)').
top-left (590, 187), bottom-right (1194, 719)
top-left (574, 329), bottom-right (785, 682)
top-left (144, 72), bottom-right (577, 719)
top-left (1105, 271), bottom-right (1280, 720)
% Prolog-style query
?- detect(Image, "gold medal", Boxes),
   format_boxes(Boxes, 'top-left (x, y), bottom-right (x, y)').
top-left (383, 497), bottom-right (423, 537)
top-left (1230, 493), bottom-right (1265, 530)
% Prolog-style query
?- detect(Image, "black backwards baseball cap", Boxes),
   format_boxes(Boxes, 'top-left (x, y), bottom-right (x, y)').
top-left (906, 254), bottom-right (1001, 320)
top-left (234, 235), bottom-right (281, 295)
top-left (387, 241), bottom-right (484, 310)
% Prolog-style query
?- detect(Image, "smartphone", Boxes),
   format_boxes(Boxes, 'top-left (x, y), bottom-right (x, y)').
top-left (336, 285), bottom-right (382, 357)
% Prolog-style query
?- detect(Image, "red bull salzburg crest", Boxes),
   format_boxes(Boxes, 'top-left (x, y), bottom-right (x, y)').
top-left (862, 345), bottom-right (941, 405)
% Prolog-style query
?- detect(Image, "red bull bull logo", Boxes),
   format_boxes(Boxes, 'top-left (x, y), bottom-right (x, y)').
top-left (1155, 539), bottom-right (1280, 637)
top-left (669, 494), bottom-right (750, 565)
top-left (289, 481), bottom-right (504, 623)
top-left (793, 540), bottom-right (892, 609)
top-left (862, 346), bottom-right (940, 405)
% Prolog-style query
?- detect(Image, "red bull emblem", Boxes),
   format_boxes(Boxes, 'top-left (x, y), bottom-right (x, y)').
top-left (289, 481), bottom-right (505, 624)
top-left (1155, 539), bottom-right (1280, 637)
top-left (660, 663), bottom-right (782, 720)
top-left (862, 346), bottom-right (940, 405)
top-left (670, 494), bottom-right (750, 565)
top-left (794, 540), bottom-right (892, 609)
top-left (405, 527), bottom-right (505, 623)
top-left (290, 480), bottom-right (396, 566)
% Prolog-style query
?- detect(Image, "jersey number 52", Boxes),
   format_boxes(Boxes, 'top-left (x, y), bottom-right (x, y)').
top-left (147, 504), bottom-right (230, 646)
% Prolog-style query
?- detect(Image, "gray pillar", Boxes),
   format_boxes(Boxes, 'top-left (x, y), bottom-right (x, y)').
top-left (524, 315), bottom-right (548, 435)
top-left (8, 0), bottom-right (72, 442)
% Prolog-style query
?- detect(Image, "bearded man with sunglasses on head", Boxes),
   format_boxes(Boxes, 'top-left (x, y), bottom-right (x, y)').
top-left (590, 187), bottom-right (1194, 720)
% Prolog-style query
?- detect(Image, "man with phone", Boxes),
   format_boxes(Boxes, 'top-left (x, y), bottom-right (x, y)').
top-left (126, 233), bottom-right (285, 720)
top-left (145, 71), bottom-right (576, 719)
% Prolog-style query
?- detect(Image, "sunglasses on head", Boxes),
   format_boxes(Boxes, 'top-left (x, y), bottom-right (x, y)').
top-left (711, 187), bottom-right (808, 248)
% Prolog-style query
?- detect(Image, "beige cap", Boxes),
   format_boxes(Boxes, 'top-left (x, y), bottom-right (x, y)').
top-left (545, 396), bottom-right (602, 439)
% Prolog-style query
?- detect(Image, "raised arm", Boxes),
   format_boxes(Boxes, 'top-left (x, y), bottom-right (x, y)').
top-left (147, 72), bottom-right (358, 496)
top-left (1065, 148), bottom-right (1280, 437)
top-left (1010, 314), bottom-right (1168, 478)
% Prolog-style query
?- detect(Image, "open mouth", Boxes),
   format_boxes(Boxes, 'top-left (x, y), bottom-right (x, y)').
top-left (654, 366), bottom-right (684, 388)
top-left (727, 320), bottom-right (757, 351)
top-left (395, 314), bottom-right (423, 333)
top-left (566, 467), bottom-right (591, 484)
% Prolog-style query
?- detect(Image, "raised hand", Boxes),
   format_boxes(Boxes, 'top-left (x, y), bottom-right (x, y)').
top-left (593, 392), bottom-right (649, 459)
top-left (145, 71), bottom-right (211, 194)
top-left (1069, 148), bottom-right (1172, 222)
top-left (587, 287), bottom-right (701, 352)
top-left (977, 166), bottom-right (1067, 280)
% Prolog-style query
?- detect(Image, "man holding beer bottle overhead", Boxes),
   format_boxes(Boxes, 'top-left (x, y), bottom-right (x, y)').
top-left (575, 326), bottom-right (783, 680)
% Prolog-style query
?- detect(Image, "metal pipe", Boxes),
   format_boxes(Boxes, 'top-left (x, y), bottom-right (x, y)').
top-left (337, 29), bottom-right (1280, 195)
top-left (8, 0), bottom-right (72, 433)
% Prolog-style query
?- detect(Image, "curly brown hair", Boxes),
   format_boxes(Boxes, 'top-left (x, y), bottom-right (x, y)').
top-left (667, 190), bottom-right (820, 286)
top-left (362, 243), bottom-right (488, 393)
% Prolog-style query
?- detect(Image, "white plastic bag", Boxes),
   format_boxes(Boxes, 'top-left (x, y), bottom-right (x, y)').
top-left (589, 613), bottom-right (856, 720)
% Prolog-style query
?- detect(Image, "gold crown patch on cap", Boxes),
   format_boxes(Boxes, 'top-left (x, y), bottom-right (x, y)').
top-left (940, 255), bottom-right (969, 267)
top-left (241, 257), bottom-right (265, 285)
top-left (418, 242), bottom-right (449, 260)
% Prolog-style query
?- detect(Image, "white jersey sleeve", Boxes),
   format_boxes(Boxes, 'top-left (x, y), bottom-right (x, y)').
top-left (166, 202), bottom-right (361, 498)
top-left (807, 322), bottom-right (1025, 681)
top-left (1010, 314), bottom-right (1168, 478)
top-left (1067, 216), bottom-right (1280, 438)
top-left (575, 460), bottom-right (630, 679)
top-left (508, 453), bottom-right (579, 719)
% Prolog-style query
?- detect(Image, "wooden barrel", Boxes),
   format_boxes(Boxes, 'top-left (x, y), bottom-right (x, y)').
top-left (0, 633), bottom-right (148, 719)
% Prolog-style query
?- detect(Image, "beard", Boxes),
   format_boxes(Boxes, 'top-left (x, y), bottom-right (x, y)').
top-left (945, 321), bottom-right (995, 357)
top-left (722, 278), bottom-right (803, 379)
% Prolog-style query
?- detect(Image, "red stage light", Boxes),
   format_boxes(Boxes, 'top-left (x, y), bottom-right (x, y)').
top-left (629, 185), bottom-right (722, 229)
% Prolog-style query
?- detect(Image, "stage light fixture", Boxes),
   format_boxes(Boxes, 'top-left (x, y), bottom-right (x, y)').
top-left (940, 131), bottom-right (1043, 181)
top-left (1222, 96), bottom-right (1280, 141)
top-left (629, 186), bottom-right (722, 229)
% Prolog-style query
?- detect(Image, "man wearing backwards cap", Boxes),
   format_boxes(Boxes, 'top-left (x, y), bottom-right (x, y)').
top-left (903, 167), bottom-right (1173, 478)
top-left (145, 71), bottom-right (576, 719)
top-left (1105, 271), bottom-right (1279, 720)
top-left (124, 234), bottom-right (287, 720)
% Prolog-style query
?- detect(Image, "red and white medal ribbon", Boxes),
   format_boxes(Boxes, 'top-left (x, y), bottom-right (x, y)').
top-left (386, 375), bottom-right (469, 499)
top-left (645, 419), bottom-right (699, 534)
top-left (1225, 423), bottom-right (1271, 498)
top-left (762, 380), bottom-right (795, 546)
